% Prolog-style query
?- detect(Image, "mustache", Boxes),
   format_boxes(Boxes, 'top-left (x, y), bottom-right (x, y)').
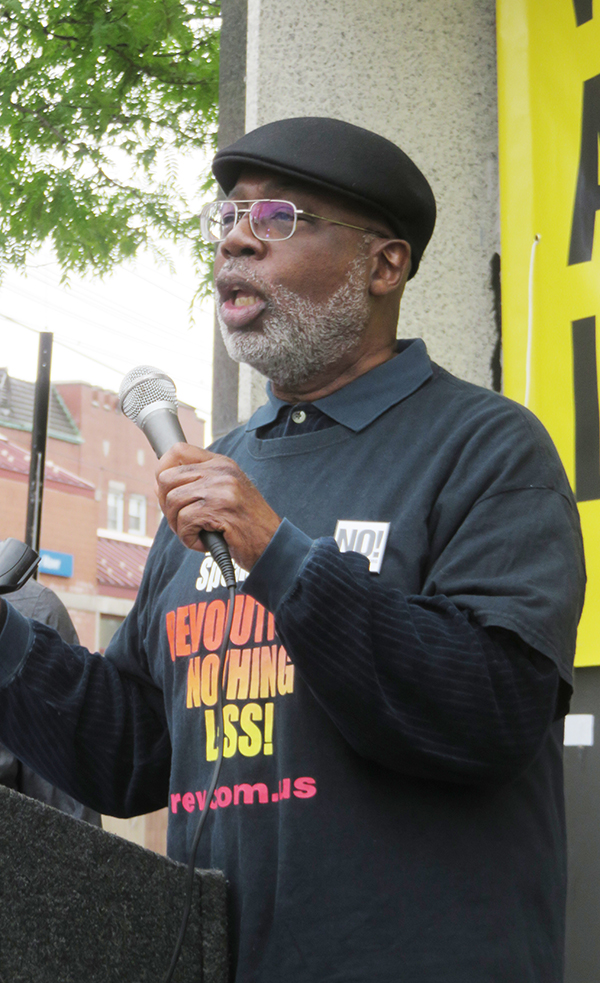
top-left (215, 261), bottom-right (273, 297)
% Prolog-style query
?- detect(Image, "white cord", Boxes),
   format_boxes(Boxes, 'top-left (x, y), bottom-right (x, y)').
top-left (525, 234), bottom-right (541, 408)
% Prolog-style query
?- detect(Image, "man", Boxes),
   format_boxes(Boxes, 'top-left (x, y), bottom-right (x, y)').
top-left (0, 118), bottom-right (585, 982)
top-left (0, 575), bottom-right (100, 825)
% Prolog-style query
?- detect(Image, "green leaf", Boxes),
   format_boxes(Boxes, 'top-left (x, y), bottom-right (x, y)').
top-left (0, 0), bottom-right (220, 284)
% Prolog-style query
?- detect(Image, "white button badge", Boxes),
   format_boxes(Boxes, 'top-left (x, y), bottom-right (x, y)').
top-left (334, 520), bottom-right (391, 573)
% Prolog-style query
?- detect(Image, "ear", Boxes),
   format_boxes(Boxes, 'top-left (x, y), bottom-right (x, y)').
top-left (368, 239), bottom-right (412, 296)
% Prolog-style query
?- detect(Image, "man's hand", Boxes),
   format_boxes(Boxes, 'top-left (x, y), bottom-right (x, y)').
top-left (156, 444), bottom-right (281, 572)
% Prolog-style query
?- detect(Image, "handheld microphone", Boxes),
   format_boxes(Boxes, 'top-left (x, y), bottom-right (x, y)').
top-left (118, 365), bottom-right (236, 588)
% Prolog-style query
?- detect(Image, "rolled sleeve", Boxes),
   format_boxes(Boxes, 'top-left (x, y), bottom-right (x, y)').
top-left (243, 517), bottom-right (314, 612)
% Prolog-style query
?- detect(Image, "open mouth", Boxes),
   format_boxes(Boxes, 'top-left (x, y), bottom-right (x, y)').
top-left (229, 288), bottom-right (263, 308)
top-left (217, 278), bottom-right (268, 329)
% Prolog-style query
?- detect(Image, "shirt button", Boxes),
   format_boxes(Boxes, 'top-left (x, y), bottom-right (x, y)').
top-left (291, 409), bottom-right (306, 424)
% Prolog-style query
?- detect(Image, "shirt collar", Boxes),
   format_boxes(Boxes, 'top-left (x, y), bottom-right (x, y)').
top-left (246, 338), bottom-right (433, 433)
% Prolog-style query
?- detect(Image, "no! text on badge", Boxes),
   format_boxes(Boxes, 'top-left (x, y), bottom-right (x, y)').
top-left (334, 520), bottom-right (390, 574)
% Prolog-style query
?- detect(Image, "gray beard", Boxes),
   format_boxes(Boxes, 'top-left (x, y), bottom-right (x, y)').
top-left (216, 253), bottom-right (371, 389)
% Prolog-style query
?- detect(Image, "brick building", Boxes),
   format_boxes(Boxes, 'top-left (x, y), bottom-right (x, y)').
top-left (0, 369), bottom-right (206, 853)
top-left (0, 369), bottom-right (205, 651)
top-left (0, 434), bottom-right (97, 608)
top-left (51, 381), bottom-right (205, 544)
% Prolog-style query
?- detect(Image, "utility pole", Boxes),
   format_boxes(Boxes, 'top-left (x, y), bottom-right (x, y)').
top-left (25, 333), bottom-right (53, 566)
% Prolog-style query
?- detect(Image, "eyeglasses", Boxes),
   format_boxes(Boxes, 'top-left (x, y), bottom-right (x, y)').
top-left (199, 199), bottom-right (391, 243)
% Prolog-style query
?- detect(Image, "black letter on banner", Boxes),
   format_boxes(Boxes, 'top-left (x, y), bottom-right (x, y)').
top-left (573, 0), bottom-right (593, 26)
top-left (569, 75), bottom-right (600, 266)
top-left (573, 316), bottom-right (600, 501)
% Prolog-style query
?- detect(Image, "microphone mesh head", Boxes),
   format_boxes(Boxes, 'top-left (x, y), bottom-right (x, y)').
top-left (118, 365), bottom-right (178, 425)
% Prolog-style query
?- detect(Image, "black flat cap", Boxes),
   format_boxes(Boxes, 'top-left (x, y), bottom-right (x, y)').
top-left (212, 116), bottom-right (436, 279)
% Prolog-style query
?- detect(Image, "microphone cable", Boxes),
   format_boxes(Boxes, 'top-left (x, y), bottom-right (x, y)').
top-left (161, 582), bottom-right (236, 983)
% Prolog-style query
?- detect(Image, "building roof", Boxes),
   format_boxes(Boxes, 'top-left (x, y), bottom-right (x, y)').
top-left (97, 536), bottom-right (151, 590)
top-left (0, 434), bottom-right (94, 492)
top-left (0, 370), bottom-right (82, 444)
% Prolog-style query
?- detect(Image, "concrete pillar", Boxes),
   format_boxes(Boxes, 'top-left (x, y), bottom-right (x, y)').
top-left (215, 0), bottom-right (500, 423)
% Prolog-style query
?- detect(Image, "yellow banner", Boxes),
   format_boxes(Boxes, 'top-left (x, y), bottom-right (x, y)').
top-left (497, 0), bottom-right (600, 666)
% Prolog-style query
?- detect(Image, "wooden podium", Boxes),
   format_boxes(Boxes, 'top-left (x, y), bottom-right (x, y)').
top-left (0, 784), bottom-right (228, 982)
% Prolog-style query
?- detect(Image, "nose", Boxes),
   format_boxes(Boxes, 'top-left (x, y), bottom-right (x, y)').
top-left (219, 210), bottom-right (267, 259)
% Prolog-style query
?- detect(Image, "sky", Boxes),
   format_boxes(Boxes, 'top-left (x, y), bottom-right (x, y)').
top-left (1, 243), bottom-right (217, 439)
top-left (1, 132), bottom-right (218, 439)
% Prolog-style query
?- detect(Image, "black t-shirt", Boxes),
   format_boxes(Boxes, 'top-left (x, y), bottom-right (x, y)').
top-left (0, 340), bottom-right (585, 981)
top-left (126, 341), bottom-right (582, 980)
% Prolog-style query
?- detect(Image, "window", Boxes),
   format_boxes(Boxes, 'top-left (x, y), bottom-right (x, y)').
top-left (128, 494), bottom-right (147, 536)
top-left (107, 482), bottom-right (125, 532)
top-left (99, 614), bottom-right (125, 654)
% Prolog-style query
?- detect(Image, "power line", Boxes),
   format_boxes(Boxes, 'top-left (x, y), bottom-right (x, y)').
top-left (0, 280), bottom-right (214, 388)
top-left (0, 311), bottom-right (212, 418)
top-left (26, 263), bottom-right (205, 328)
top-left (2, 276), bottom-right (213, 368)
top-left (1, 311), bottom-right (125, 374)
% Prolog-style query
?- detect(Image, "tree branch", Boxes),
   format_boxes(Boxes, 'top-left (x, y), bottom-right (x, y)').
top-left (105, 45), bottom-right (214, 86)
top-left (12, 101), bottom-right (68, 145)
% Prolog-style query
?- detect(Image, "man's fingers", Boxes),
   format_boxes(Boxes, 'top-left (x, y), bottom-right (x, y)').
top-left (158, 463), bottom-right (238, 539)
top-left (153, 446), bottom-right (281, 569)
top-left (155, 442), bottom-right (216, 473)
